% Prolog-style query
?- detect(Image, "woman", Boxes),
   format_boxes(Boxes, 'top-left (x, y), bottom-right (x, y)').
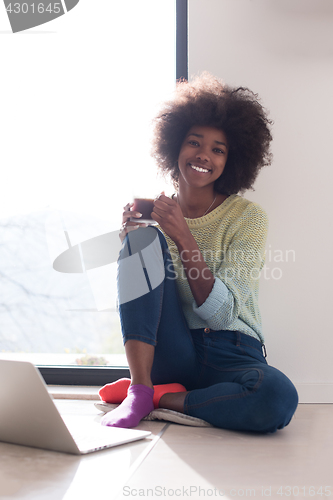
top-left (99, 73), bottom-right (299, 433)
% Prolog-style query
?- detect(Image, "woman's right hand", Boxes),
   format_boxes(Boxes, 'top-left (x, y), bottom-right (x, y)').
top-left (119, 202), bottom-right (147, 243)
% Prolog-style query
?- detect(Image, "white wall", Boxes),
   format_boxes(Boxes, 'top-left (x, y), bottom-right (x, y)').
top-left (189, 0), bottom-right (333, 402)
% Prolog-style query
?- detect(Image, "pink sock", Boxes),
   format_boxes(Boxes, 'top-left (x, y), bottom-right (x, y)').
top-left (101, 384), bottom-right (154, 428)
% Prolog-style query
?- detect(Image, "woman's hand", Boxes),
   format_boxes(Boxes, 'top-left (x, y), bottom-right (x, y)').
top-left (152, 193), bottom-right (191, 245)
top-left (119, 202), bottom-right (147, 243)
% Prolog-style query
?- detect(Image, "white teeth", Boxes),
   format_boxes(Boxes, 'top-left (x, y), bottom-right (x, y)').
top-left (190, 164), bottom-right (210, 173)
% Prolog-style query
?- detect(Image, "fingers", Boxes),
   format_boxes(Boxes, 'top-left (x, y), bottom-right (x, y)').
top-left (122, 202), bottom-right (142, 224)
top-left (154, 192), bottom-right (175, 206)
top-left (121, 220), bottom-right (148, 231)
top-left (153, 193), bottom-right (176, 216)
top-left (119, 220), bottom-right (148, 243)
top-left (123, 210), bottom-right (142, 221)
top-left (120, 201), bottom-right (148, 242)
top-left (154, 194), bottom-right (178, 217)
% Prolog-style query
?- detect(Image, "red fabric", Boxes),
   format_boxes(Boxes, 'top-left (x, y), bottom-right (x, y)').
top-left (99, 378), bottom-right (186, 409)
top-left (99, 378), bottom-right (131, 404)
top-left (153, 383), bottom-right (186, 408)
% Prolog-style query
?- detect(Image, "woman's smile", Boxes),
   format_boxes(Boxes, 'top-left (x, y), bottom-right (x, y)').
top-left (178, 125), bottom-right (229, 189)
top-left (189, 162), bottom-right (212, 174)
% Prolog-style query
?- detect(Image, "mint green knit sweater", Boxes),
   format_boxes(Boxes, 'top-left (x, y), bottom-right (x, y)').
top-left (161, 194), bottom-right (268, 343)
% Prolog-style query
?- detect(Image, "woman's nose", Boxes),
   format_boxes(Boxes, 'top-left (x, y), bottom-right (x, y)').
top-left (196, 149), bottom-right (210, 162)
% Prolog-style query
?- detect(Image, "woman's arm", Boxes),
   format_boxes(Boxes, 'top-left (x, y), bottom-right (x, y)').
top-left (152, 194), bottom-right (215, 306)
top-left (153, 195), bottom-right (268, 331)
top-left (193, 203), bottom-right (268, 330)
top-left (175, 232), bottom-right (215, 306)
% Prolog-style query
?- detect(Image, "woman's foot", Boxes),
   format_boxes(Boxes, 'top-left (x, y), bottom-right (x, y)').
top-left (159, 391), bottom-right (188, 413)
top-left (101, 384), bottom-right (154, 428)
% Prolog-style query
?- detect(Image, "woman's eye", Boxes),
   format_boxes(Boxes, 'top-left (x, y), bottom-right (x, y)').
top-left (189, 140), bottom-right (199, 146)
top-left (214, 148), bottom-right (224, 154)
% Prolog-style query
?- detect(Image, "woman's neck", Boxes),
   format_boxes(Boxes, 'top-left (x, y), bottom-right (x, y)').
top-left (175, 186), bottom-right (224, 219)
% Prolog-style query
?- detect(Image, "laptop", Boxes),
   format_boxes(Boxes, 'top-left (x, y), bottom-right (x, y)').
top-left (0, 359), bottom-right (151, 455)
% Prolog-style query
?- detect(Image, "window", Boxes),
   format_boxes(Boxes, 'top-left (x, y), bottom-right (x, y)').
top-left (0, 0), bottom-right (188, 384)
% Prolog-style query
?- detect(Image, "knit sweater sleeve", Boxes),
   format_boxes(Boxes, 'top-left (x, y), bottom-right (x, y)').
top-left (192, 203), bottom-right (268, 330)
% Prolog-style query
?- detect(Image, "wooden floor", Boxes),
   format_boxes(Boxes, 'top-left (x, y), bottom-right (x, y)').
top-left (0, 401), bottom-right (332, 500)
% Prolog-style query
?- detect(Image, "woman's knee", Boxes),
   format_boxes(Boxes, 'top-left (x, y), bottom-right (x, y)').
top-left (121, 226), bottom-right (164, 257)
top-left (274, 375), bottom-right (299, 430)
top-left (252, 368), bottom-right (299, 433)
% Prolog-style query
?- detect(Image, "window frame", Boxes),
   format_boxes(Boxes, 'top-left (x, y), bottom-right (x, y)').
top-left (38, 0), bottom-right (188, 385)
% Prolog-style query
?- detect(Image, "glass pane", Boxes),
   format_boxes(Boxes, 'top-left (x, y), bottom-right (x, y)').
top-left (0, 0), bottom-right (176, 367)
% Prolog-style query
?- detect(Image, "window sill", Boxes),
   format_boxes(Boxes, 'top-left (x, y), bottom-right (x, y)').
top-left (48, 385), bottom-right (100, 400)
top-left (39, 366), bottom-right (130, 385)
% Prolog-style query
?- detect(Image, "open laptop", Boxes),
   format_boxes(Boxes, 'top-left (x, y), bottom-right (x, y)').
top-left (0, 359), bottom-right (151, 455)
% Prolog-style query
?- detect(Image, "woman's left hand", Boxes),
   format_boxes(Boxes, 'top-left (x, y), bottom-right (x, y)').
top-left (152, 193), bottom-right (190, 245)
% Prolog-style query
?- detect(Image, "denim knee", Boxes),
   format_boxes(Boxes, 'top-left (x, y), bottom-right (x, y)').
top-left (250, 370), bottom-right (299, 433)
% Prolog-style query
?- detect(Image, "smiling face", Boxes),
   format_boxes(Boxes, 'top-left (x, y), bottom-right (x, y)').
top-left (177, 125), bottom-right (229, 191)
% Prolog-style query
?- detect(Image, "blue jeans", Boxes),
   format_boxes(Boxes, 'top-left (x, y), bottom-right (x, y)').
top-left (118, 227), bottom-right (299, 433)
